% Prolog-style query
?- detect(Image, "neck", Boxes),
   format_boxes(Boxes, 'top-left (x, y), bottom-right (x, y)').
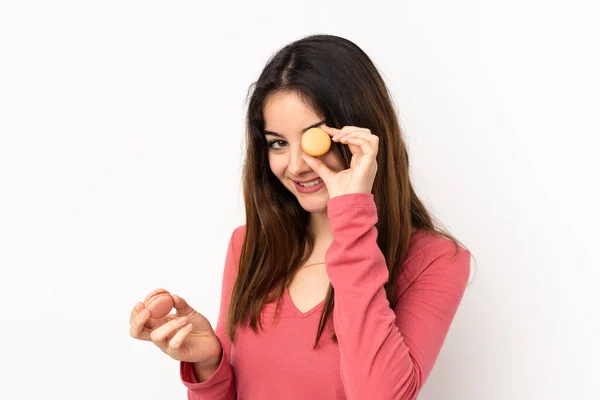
top-left (309, 211), bottom-right (333, 244)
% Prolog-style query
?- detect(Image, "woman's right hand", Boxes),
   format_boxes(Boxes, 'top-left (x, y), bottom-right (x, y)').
top-left (129, 293), bottom-right (222, 366)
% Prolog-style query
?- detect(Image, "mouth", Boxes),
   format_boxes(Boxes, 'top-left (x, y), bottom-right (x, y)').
top-left (294, 178), bottom-right (322, 186)
top-left (293, 178), bottom-right (325, 194)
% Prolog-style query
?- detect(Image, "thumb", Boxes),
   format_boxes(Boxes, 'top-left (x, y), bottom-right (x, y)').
top-left (172, 294), bottom-right (196, 315)
top-left (301, 154), bottom-right (333, 183)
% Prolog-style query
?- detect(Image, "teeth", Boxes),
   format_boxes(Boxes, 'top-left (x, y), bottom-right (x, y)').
top-left (299, 178), bottom-right (322, 187)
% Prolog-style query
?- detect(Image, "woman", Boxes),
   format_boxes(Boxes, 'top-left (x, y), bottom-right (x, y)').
top-left (129, 34), bottom-right (471, 399)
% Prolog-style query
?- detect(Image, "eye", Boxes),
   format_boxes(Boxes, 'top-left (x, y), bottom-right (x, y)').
top-left (268, 140), bottom-right (287, 150)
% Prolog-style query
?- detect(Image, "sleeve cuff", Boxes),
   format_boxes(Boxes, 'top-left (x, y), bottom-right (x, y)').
top-left (327, 192), bottom-right (375, 215)
top-left (180, 352), bottom-right (232, 390)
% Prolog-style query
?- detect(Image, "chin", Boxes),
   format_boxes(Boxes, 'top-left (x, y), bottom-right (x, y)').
top-left (296, 195), bottom-right (329, 213)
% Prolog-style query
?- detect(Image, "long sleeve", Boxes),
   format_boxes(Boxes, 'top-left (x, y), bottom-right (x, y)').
top-left (325, 193), bottom-right (471, 400)
top-left (179, 226), bottom-right (243, 399)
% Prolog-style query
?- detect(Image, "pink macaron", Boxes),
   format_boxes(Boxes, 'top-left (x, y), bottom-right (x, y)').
top-left (144, 288), bottom-right (174, 319)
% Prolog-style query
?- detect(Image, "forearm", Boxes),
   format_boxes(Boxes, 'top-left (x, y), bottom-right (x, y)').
top-left (325, 193), bottom-right (471, 398)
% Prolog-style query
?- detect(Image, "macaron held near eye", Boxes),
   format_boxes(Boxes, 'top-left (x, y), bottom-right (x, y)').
top-left (301, 127), bottom-right (331, 157)
top-left (143, 288), bottom-right (174, 319)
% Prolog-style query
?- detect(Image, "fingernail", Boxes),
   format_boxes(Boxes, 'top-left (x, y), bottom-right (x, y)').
top-left (177, 316), bottom-right (187, 324)
top-left (135, 303), bottom-right (143, 311)
top-left (139, 309), bottom-right (149, 318)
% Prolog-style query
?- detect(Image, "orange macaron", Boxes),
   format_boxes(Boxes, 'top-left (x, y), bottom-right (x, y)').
top-left (143, 288), bottom-right (174, 319)
top-left (301, 127), bottom-right (331, 157)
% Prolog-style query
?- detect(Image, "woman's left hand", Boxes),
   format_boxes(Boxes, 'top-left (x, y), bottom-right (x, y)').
top-left (301, 125), bottom-right (379, 199)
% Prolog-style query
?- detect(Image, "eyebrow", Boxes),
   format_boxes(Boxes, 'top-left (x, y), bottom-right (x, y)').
top-left (263, 120), bottom-right (326, 138)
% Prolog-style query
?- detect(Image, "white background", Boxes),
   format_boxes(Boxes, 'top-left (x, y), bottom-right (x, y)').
top-left (1, 1), bottom-right (598, 399)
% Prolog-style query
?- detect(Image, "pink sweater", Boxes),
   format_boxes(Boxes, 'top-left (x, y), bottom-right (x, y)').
top-left (180, 193), bottom-right (471, 399)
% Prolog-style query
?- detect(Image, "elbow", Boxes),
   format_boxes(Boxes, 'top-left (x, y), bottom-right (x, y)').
top-left (394, 359), bottom-right (423, 400)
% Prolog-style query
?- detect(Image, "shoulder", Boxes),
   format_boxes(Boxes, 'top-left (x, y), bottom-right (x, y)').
top-left (220, 225), bottom-right (247, 277)
top-left (227, 224), bottom-right (247, 258)
top-left (231, 224), bottom-right (246, 243)
top-left (396, 229), bottom-right (472, 293)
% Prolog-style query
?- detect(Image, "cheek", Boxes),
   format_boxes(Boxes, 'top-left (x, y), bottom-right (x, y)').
top-left (268, 154), bottom-right (286, 178)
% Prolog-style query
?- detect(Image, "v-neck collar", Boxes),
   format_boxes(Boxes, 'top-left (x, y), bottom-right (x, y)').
top-left (284, 286), bottom-right (326, 319)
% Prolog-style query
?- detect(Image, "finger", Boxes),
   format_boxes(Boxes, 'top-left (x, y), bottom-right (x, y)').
top-left (150, 316), bottom-right (189, 344)
top-left (321, 125), bottom-right (364, 141)
top-left (340, 126), bottom-right (371, 134)
top-left (344, 136), bottom-right (377, 153)
top-left (168, 323), bottom-right (194, 351)
top-left (129, 302), bottom-right (144, 325)
top-left (330, 126), bottom-right (371, 141)
top-left (320, 125), bottom-right (341, 138)
top-left (130, 308), bottom-right (151, 340)
top-left (344, 136), bottom-right (379, 157)
top-left (301, 154), bottom-right (334, 183)
top-left (342, 133), bottom-right (378, 148)
top-left (172, 294), bottom-right (195, 316)
top-left (343, 130), bottom-right (376, 143)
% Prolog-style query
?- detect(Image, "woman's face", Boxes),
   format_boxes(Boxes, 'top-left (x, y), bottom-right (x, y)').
top-left (263, 91), bottom-right (345, 213)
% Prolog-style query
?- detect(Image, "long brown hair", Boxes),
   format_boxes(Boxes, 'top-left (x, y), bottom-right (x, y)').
top-left (226, 34), bottom-right (469, 349)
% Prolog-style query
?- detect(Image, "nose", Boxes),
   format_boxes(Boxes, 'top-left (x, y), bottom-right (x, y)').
top-left (288, 143), bottom-right (311, 176)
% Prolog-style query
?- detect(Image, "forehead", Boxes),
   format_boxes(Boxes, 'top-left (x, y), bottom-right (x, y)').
top-left (263, 92), bottom-right (322, 134)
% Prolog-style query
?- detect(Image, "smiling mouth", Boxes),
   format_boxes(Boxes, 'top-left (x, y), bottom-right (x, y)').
top-left (296, 178), bottom-right (323, 187)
